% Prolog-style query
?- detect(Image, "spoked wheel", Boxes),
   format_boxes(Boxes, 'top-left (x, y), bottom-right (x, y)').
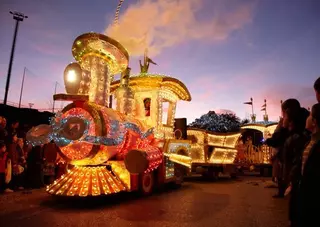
top-left (140, 172), bottom-right (154, 195)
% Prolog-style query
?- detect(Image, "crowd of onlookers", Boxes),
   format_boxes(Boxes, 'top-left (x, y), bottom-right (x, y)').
top-left (265, 77), bottom-right (320, 227)
top-left (0, 118), bottom-right (65, 194)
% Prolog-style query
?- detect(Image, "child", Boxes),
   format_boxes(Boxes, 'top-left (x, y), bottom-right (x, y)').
top-left (0, 142), bottom-right (7, 192)
top-left (0, 142), bottom-right (13, 193)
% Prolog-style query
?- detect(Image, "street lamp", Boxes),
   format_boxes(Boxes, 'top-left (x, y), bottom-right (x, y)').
top-left (4, 11), bottom-right (28, 106)
top-left (52, 81), bottom-right (58, 113)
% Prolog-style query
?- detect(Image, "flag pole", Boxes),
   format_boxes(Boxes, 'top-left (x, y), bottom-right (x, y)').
top-left (251, 97), bottom-right (254, 115)
top-left (280, 100), bottom-right (283, 120)
top-left (264, 99), bottom-right (267, 116)
top-left (18, 67), bottom-right (26, 108)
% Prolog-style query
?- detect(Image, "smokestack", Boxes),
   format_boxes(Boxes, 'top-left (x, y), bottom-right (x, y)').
top-left (174, 118), bottom-right (187, 140)
top-left (115, 67), bottom-right (135, 115)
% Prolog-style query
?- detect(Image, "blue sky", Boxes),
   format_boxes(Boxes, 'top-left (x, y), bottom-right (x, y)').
top-left (0, 0), bottom-right (319, 123)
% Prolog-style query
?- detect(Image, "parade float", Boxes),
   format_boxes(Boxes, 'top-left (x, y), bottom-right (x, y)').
top-left (186, 128), bottom-right (240, 178)
top-left (186, 99), bottom-right (278, 178)
top-left (238, 120), bottom-right (278, 176)
top-left (26, 32), bottom-right (192, 197)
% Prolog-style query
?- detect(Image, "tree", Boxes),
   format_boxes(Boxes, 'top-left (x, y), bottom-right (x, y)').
top-left (188, 110), bottom-right (242, 133)
top-left (241, 118), bottom-right (250, 125)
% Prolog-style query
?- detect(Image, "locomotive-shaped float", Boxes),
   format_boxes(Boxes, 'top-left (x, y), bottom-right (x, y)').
top-left (27, 32), bottom-right (192, 196)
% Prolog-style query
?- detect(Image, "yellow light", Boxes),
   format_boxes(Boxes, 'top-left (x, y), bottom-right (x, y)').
top-left (67, 70), bottom-right (77, 82)
top-left (165, 153), bottom-right (192, 168)
top-left (46, 166), bottom-right (127, 196)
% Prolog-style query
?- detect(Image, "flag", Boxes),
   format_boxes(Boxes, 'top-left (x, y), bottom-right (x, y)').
top-left (261, 103), bottom-right (266, 108)
top-left (261, 107), bottom-right (266, 111)
top-left (147, 57), bottom-right (157, 65)
top-left (244, 102), bottom-right (252, 105)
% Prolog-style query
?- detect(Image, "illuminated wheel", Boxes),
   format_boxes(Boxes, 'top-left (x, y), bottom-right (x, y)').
top-left (140, 172), bottom-right (154, 195)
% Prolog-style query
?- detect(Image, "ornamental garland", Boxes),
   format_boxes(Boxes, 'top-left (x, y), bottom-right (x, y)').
top-left (27, 111), bottom-right (155, 148)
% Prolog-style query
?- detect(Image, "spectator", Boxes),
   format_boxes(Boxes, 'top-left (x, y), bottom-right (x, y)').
top-left (0, 117), bottom-right (8, 144)
top-left (266, 99), bottom-right (300, 198)
top-left (0, 142), bottom-right (7, 193)
top-left (299, 103), bottom-right (320, 227)
top-left (0, 141), bottom-right (13, 193)
top-left (26, 145), bottom-right (44, 189)
top-left (7, 120), bottom-right (19, 144)
top-left (313, 77), bottom-right (320, 103)
top-left (9, 134), bottom-right (25, 190)
top-left (281, 106), bottom-right (309, 226)
top-left (43, 141), bottom-right (58, 185)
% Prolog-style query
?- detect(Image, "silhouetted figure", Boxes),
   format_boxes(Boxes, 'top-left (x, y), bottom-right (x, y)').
top-left (26, 145), bottom-right (44, 189)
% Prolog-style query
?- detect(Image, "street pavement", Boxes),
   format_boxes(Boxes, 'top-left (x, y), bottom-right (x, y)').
top-left (0, 177), bottom-right (288, 227)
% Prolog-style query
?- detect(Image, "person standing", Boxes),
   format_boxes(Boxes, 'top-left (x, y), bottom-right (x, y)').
top-left (0, 141), bottom-right (13, 193)
top-left (313, 77), bottom-right (320, 103)
top-left (9, 134), bottom-right (25, 190)
top-left (299, 103), bottom-right (320, 227)
top-left (7, 120), bottom-right (19, 144)
top-left (0, 117), bottom-right (8, 144)
top-left (281, 106), bottom-right (309, 227)
top-left (265, 99), bottom-right (301, 198)
top-left (43, 141), bottom-right (58, 185)
top-left (0, 142), bottom-right (8, 193)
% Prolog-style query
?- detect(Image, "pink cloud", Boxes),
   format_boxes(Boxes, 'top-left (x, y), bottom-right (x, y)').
top-left (252, 83), bottom-right (315, 121)
top-left (215, 109), bottom-right (237, 115)
top-left (105, 0), bottom-right (255, 57)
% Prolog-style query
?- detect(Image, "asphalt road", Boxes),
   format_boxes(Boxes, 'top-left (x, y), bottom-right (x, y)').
top-left (0, 177), bottom-right (288, 227)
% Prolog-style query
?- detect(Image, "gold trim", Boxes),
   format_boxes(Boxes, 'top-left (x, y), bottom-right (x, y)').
top-left (110, 75), bottom-right (192, 101)
top-left (71, 32), bottom-right (129, 75)
top-left (72, 32), bottom-right (129, 60)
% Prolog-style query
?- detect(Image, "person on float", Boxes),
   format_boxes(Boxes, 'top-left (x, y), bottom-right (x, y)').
top-left (144, 98), bottom-right (151, 117)
top-left (298, 103), bottom-right (320, 227)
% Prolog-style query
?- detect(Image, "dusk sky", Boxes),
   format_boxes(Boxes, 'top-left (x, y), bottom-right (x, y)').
top-left (0, 0), bottom-right (319, 123)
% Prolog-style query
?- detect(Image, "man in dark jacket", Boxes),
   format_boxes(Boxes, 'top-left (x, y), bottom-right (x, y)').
top-left (265, 99), bottom-right (301, 198)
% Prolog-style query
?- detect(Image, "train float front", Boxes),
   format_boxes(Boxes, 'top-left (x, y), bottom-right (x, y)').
top-left (26, 32), bottom-right (192, 197)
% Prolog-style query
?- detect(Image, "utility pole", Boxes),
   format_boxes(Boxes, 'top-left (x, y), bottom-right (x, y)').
top-left (18, 67), bottom-right (26, 108)
top-left (4, 11), bottom-right (28, 105)
top-left (52, 81), bottom-right (58, 113)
